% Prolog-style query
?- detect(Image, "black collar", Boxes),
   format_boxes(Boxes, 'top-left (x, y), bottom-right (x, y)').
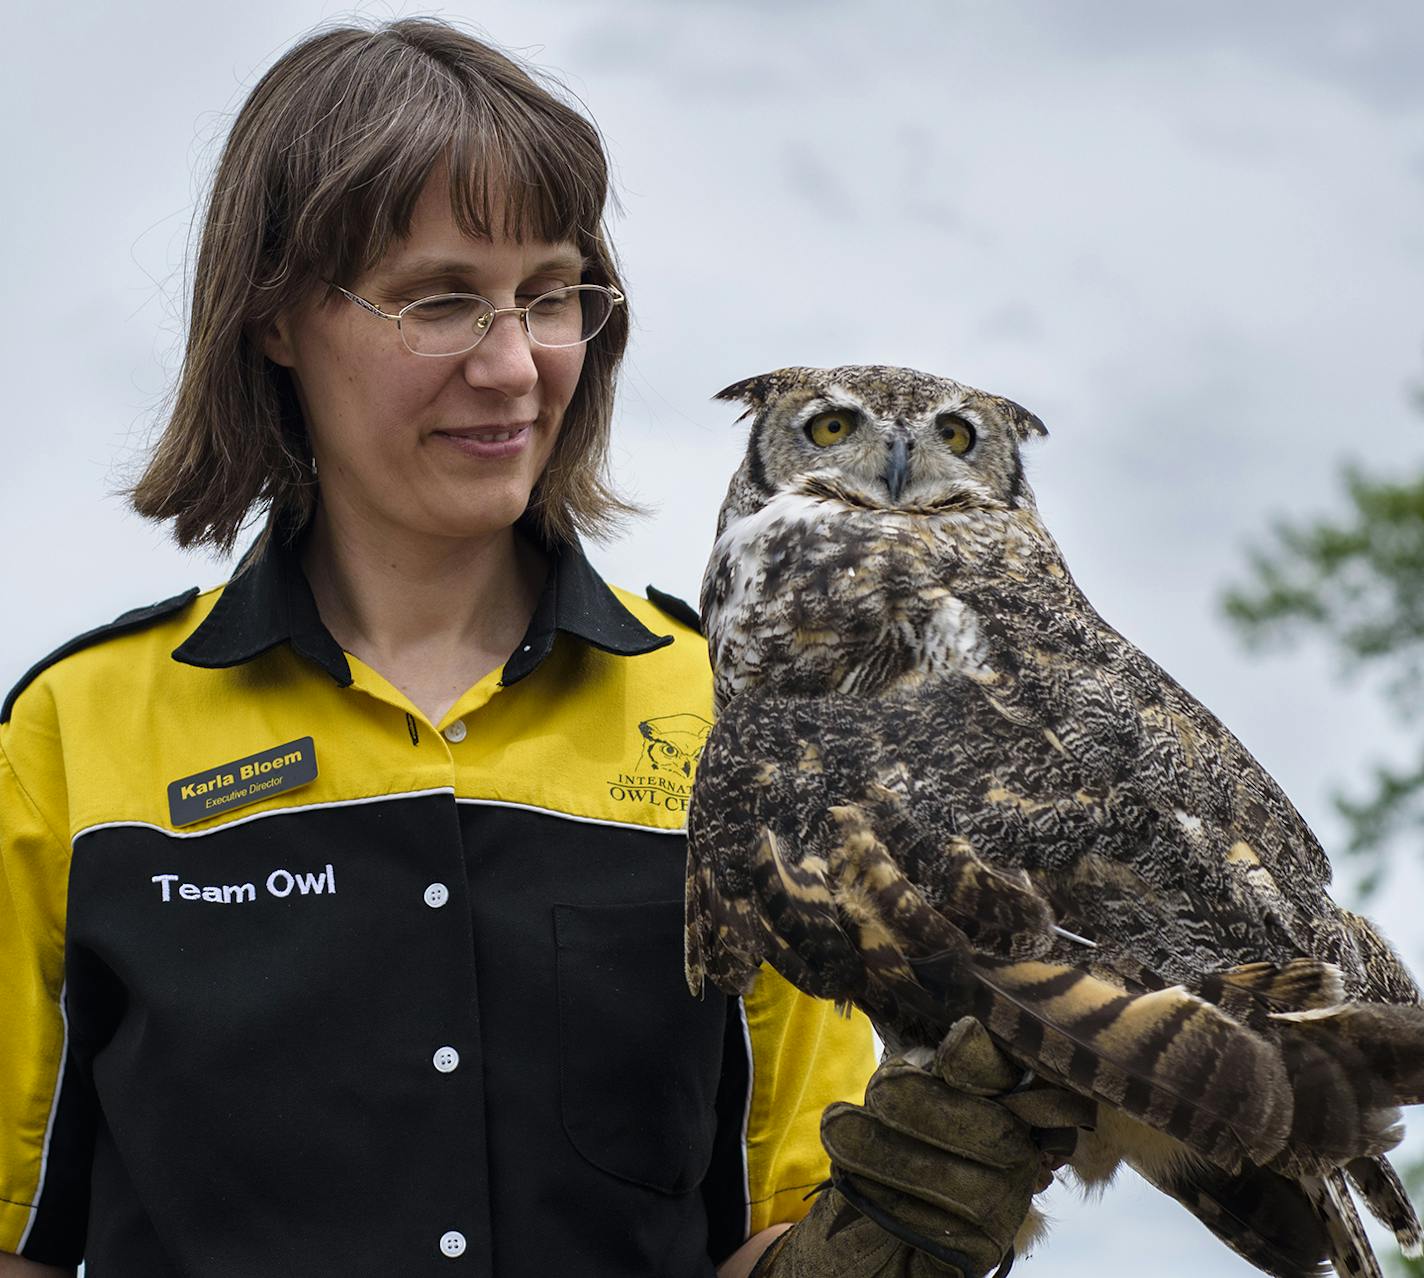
top-left (172, 521), bottom-right (671, 687)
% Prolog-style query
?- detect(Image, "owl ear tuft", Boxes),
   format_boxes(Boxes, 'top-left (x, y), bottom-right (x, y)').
top-left (714, 372), bottom-right (774, 404)
top-left (714, 371), bottom-right (786, 422)
top-left (990, 395), bottom-right (1049, 441)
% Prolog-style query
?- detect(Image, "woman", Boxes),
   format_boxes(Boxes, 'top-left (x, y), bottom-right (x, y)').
top-left (0, 19), bottom-right (1070, 1277)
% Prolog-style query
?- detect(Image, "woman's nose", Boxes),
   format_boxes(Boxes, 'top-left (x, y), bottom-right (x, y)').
top-left (461, 310), bottom-right (539, 398)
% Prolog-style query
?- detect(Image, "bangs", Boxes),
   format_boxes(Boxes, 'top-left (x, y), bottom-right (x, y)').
top-left (271, 29), bottom-right (611, 291)
top-left (445, 99), bottom-right (606, 251)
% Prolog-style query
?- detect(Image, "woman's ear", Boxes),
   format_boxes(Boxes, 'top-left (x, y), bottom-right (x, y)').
top-left (259, 313), bottom-right (298, 368)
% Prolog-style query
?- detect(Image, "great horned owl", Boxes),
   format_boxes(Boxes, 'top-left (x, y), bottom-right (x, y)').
top-left (684, 364), bottom-right (1424, 1278)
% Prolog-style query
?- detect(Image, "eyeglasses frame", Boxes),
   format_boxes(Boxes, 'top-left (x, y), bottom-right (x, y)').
top-left (326, 281), bottom-right (626, 357)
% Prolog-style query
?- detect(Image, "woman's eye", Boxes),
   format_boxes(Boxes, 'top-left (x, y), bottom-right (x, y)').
top-left (521, 282), bottom-right (572, 301)
top-left (939, 415), bottom-right (976, 455)
top-left (524, 290), bottom-right (575, 314)
top-left (408, 295), bottom-right (473, 317)
top-left (806, 411), bottom-right (859, 448)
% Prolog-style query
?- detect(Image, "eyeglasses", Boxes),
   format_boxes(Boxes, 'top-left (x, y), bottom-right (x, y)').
top-left (327, 282), bottom-right (625, 357)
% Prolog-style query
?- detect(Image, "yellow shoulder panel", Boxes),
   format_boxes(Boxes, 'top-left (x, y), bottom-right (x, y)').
top-left (5, 581), bottom-right (718, 840)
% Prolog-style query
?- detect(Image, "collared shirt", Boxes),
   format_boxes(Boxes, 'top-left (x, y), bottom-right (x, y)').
top-left (0, 528), bottom-right (876, 1276)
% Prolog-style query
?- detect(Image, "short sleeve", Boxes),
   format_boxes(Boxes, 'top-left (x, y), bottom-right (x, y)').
top-left (739, 966), bottom-right (876, 1236)
top-left (0, 729), bottom-right (87, 1265)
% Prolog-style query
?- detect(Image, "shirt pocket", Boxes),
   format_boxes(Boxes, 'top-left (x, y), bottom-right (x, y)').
top-left (554, 899), bottom-right (727, 1195)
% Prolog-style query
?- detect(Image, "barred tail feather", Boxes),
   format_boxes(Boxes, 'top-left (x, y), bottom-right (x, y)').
top-left (964, 956), bottom-right (1293, 1172)
top-left (1346, 1155), bottom-right (1422, 1259)
top-left (1217, 960), bottom-right (1348, 1011)
top-left (1303, 1171), bottom-right (1384, 1278)
top-left (1273, 1004), bottom-right (1424, 1105)
top-left (1145, 1160), bottom-right (1331, 1278)
top-left (1272, 1028), bottom-right (1402, 1175)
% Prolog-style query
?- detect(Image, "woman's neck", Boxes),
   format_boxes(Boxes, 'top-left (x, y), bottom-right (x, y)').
top-left (300, 504), bottom-right (548, 723)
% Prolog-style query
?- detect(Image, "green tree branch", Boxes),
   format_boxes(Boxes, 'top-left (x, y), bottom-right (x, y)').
top-left (1222, 467), bottom-right (1424, 880)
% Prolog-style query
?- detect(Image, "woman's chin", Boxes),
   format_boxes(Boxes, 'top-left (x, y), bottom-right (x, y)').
top-left (419, 487), bottom-right (542, 544)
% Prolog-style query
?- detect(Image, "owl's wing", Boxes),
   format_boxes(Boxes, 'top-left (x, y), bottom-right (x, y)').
top-left (686, 682), bottom-right (1424, 1183)
top-left (1339, 908), bottom-right (1424, 1006)
top-left (967, 586), bottom-right (1409, 1006)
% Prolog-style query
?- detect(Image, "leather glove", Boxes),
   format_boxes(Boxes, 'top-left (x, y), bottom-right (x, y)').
top-left (750, 1017), bottom-right (1095, 1278)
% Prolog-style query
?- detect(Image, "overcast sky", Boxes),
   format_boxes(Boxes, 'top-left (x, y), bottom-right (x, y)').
top-left (5, 3), bottom-right (1424, 1273)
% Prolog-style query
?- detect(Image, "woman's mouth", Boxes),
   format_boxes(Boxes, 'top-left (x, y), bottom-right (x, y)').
top-left (433, 422), bottom-right (534, 459)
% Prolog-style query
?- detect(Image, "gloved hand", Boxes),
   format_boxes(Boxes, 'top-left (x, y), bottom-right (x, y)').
top-left (750, 1017), bottom-right (1094, 1278)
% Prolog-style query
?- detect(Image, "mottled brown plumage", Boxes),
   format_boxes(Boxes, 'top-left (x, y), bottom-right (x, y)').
top-left (685, 365), bottom-right (1424, 1278)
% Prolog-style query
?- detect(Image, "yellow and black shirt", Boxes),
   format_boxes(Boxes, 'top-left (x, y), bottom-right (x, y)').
top-left (0, 529), bottom-right (875, 1276)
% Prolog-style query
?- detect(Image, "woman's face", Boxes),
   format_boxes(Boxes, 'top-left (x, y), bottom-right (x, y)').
top-left (263, 169), bottom-right (588, 548)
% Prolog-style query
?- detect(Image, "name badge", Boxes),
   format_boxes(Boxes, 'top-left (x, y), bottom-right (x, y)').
top-left (168, 737), bottom-right (317, 826)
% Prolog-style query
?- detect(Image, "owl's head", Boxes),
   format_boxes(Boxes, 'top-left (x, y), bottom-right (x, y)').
top-left (713, 364), bottom-right (1046, 530)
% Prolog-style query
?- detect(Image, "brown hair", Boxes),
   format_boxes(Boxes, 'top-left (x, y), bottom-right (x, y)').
top-left (131, 17), bottom-right (636, 554)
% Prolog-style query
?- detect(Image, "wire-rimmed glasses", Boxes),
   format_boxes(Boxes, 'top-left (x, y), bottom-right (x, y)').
top-left (328, 282), bottom-right (625, 357)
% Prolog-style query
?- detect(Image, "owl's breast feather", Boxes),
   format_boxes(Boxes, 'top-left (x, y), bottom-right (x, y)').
top-left (702, 492), bottom-right (999, 702)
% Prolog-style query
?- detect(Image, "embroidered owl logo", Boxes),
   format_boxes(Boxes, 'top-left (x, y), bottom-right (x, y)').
top-left (637, 714), bottom-right (712, 780)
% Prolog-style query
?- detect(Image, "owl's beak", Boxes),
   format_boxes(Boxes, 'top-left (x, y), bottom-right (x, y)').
top-left (883, 435), bottom-right (912, 502)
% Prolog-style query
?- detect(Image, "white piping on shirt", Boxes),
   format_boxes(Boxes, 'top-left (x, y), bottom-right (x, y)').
top-left (736, 995), bottom-right (755, 1242)
top-left (72, 789), bottom-right (686, 844)
top-left (18, 982), bottom-right (70, 1253)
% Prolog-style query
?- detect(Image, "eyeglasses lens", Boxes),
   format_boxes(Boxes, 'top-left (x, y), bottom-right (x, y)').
top-left (399, 287), bottom-right (614, 356)
top-left (527, 287), bottom-right (613, 349)
top-left (400, 296), bottom-right (492, 357)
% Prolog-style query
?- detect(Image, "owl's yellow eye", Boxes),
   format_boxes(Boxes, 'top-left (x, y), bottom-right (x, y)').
top-left (939, 415), bottom-right (976, 455)
top-left (806, 411), bottom-right (859, 448)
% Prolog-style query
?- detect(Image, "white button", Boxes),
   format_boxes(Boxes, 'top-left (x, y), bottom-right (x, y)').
top-left (443, 719), bottom-right (467, 743)
top-left (424, 883), bottom-right (450, 909)
top-left (439, 1230), bottom-right (466, 1257)
top-left (433, 1045), bottom-right (460, 1073)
